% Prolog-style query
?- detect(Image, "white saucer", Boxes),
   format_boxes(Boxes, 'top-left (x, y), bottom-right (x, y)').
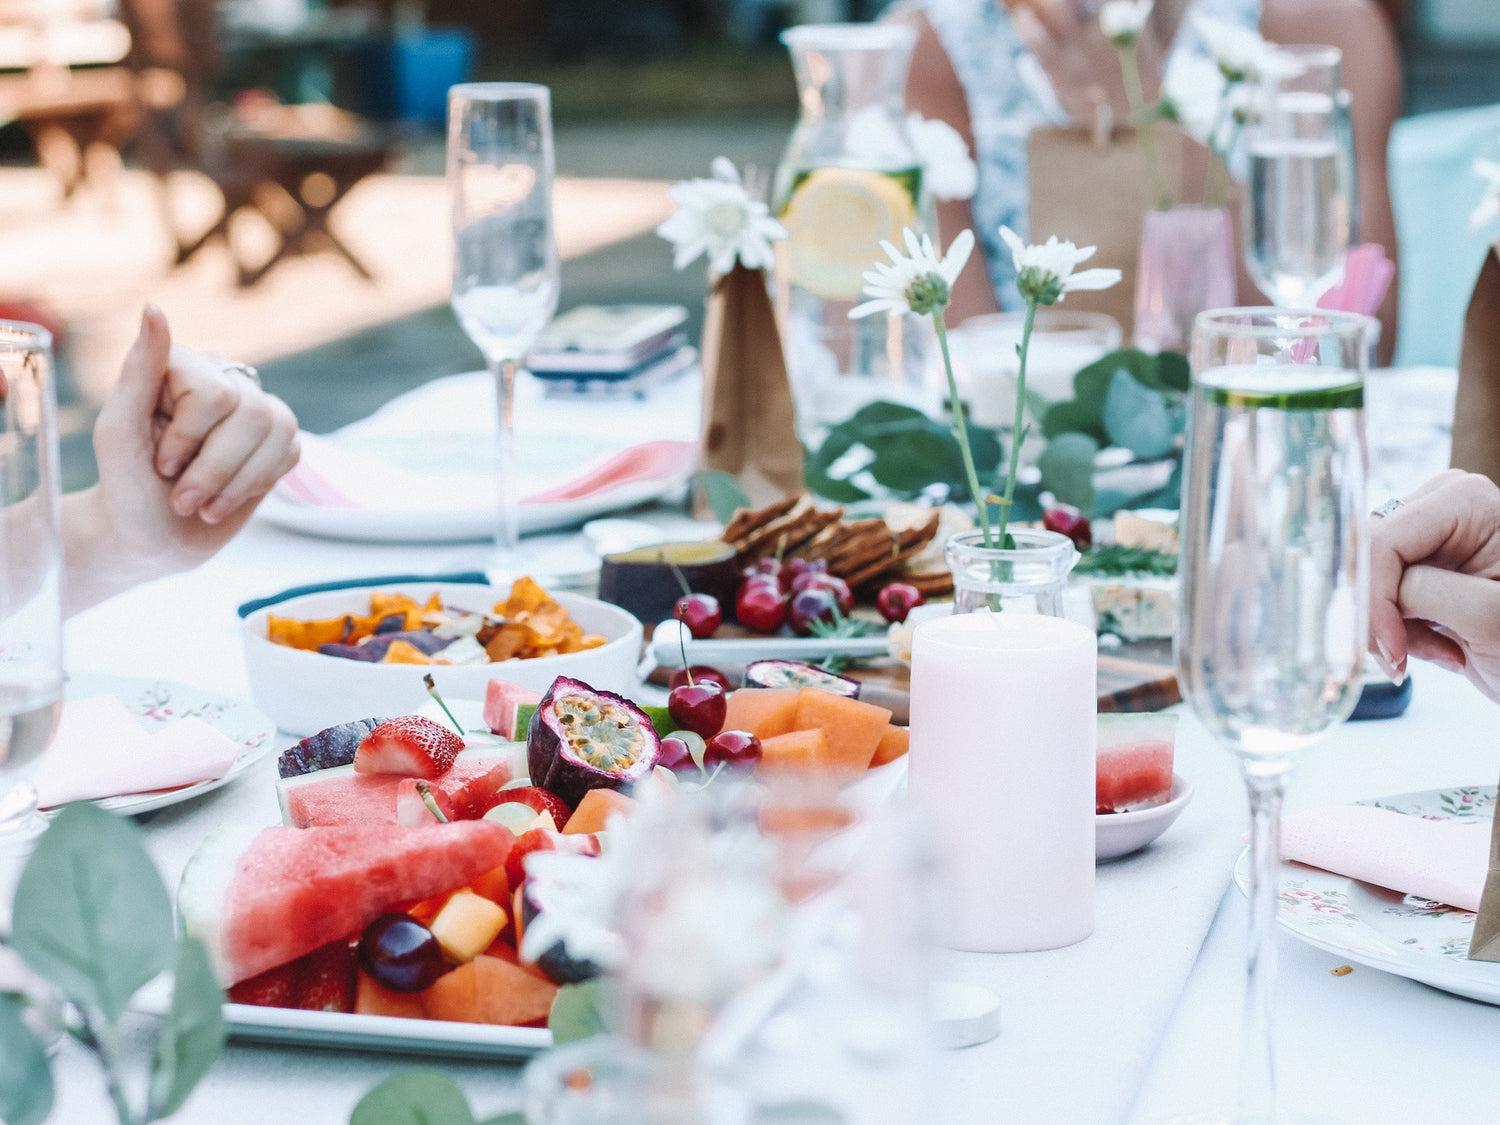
top-left (1096, 773), bottom-right (1194, 862)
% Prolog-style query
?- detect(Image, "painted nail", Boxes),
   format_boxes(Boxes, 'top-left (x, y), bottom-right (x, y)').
top-left (173, 489), bottom-right (200, 517)
top-left (1374, 637), bottom-right (1406, 685)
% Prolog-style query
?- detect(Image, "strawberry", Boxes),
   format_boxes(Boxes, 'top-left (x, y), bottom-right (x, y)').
top-left (227, 961), bottom-right (297, 1008)
top-left (504, 827), bottom-right (559, 890)
top-left (354, 716), bottom-right (463, 778)
top-left (290, 940), bottom-right (358, 1013)
top-left (486, 785), bottom-right (571, 827)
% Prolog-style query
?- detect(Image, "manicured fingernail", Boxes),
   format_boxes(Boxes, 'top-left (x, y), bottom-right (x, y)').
top-left (1374, 638), bottom-right (1406, 685)
top-left (173, 489), bottom-right (200, 516)
top-left (200, 496), bottom-right (227, 524)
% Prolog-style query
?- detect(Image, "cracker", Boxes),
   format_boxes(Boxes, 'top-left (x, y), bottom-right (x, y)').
top-left (722, 493), bottom-right (801, 547)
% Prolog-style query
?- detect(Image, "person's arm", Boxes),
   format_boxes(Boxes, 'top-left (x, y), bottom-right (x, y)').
top-left (63, 305), bottom-right (300, 617)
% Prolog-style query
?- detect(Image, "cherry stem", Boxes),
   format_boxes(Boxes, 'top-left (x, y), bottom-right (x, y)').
top-left (422, 674), bottom-right (464, 734)
top-left (674, 621), bottom-right (695, 687)
top-left (416, 780), bottom-right (450, 823)
top-left (663, 553), bottom-right (693, 599)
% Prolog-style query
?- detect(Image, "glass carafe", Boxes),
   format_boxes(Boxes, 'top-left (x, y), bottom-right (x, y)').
top-left (774, 23), bottom-right (935, 444)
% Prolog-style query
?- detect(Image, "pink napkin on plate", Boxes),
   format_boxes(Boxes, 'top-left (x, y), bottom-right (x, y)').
top-left (1281, 804), bottom-right (1493, 911)
top-left (1317, 244), bottom-right (1396, 316)
top-left (29, 695), bottom-right (243, 807)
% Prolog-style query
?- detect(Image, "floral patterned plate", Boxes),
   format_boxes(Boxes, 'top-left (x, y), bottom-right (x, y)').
top-left (1233, 786), bottom-right (1500, 1006)
top-left (63, 672), bottom-right (277, 817)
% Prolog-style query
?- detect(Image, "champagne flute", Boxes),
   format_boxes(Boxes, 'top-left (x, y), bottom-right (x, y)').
top-left (447, 83), bottom-right (560, 578)
top-left (1243, 88), bottom-right (1353, 307)
top-left (1177, 308), bottom-right (1373, 1122)
top-left (0, 322), bottom-right (64, 912)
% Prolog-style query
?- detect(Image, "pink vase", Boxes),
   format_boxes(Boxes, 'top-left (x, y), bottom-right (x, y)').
top-left (1132, 206), bottom-right (1236, 354)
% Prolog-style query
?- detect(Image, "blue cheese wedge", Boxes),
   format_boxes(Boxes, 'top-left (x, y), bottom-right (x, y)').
top-left (1090, 574), bottom-right (1178, 640)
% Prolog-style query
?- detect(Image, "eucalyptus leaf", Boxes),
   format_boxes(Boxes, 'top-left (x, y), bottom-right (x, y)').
top-left (802, 448), bottom-right (870, 504)
top-left (1102, 369), bottom-right (1175, 459)
top-left (12, 803), bottom-right (174, 1023)
top-left (148, 937), bottom-right (226, 1118)
top-left (867, 430), bottom-right (960, 493)
top-left (809, 422), bottom-right (861, 471)
top-left (698, 471), bottom-right (751, 526)
top-left (1037, 432), bottom-right (1099, 514)
top-left (1155, 350), bottom-right (1190, 391)
top-left (849, 401), bottom-right (931, 427)
top-left (1041, 399), bottom-right (1106, 444)
top-left (967, 426), bottom-right (1002, 474)
top-left (0, 993), bottom-right (53, 1125)
top-left (480, 1115), bottom-right (528, 1125)
top-left (549, 978), bottom-right (610, 1045)
top-left (350, 1070), bottom-right (477, 1125)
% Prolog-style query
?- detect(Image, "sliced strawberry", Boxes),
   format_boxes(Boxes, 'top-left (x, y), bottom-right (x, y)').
top-left (290, 939), bottom-right (358, 1013)
top-left (227, 960), bottom-right (297, 1007)
top-left (488, 785), bottom-right (571, 827)
top-left (504, 827), bottom-right (558, 890)
top-left (354, 716), bottom-right (463, 778)
top-left (395, 778), bottom-right (456, 825)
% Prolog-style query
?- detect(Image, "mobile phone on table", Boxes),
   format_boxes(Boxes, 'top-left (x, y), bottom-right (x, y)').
top-left (1349, 659), bottom-right (1414, 721)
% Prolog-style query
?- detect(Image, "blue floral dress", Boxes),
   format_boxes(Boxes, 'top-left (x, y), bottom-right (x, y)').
top-left (915, 0), bottom-right (1261, 307)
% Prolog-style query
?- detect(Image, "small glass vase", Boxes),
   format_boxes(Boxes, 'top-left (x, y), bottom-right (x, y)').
top-left (944, 527), bottom-right (1080, 616)
top-left (1132, 205), bottom-right (1236, 355)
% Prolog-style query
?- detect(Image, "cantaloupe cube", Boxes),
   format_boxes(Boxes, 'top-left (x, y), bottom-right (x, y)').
top-left (869, 725), bottom-right (910, 767)
top-left (563, 788), bottom-right (636, 835)
top-left (792, 689), bottom-right (892, 774)
top-left (407, 890), bottom-right (454, 927)
top-left (758, 729), bottom-right (830, 774)
top-left (354, 970), bottom-right (428, 1020)
top-left (429, 890), bottom-right (509, 963)
top-left (468, 865), bottom-right (511, 907)
top-left (424, 955), bottom-right (559, 1026)
top-left (723, 689), bottom-right (800, 741)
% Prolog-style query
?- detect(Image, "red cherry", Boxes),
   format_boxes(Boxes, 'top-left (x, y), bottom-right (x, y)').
top-left (667, 681), bottom-right (727, 739)
top-left (743, 558), bottom-right (781, 582)
top-left (658, 735), bottom-right (696, 773)
top-left (788, 586), bottom-right (837, 636)
top-left (668, 665), bottom-right (733, 693)
top-left (876, 582), bottom-right (925, 624)
top-left (805, 573), bottom-right (853, 616)
top-left (675, 593), bottom-right (722, 639)
top-left (781, 557), bottom-right (826, 594)
top-left (736, 579), bottom-right (788, 634)
top-left (705, 729), bottom-right (762, 771)
top-left (1042, 505), bottom-right (1092, 550)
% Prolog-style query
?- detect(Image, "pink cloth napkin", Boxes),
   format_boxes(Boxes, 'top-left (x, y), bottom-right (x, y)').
top-left (29, 695), bottom-right (243, 807)
top-left (1317, 244), bottom-right (1396, 316)
top-left (1281, 804), bottom-right (1493, 911)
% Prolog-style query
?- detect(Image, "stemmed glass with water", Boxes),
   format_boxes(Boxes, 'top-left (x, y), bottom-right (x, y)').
top-left (1176, 308), bottom-right (1373, 1122)
top-left (447, 83), bottom-right (561, 577)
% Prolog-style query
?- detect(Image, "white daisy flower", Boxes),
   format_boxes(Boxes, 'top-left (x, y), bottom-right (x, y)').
top-left (998, 226), bottom-right (1122, 306)
top-left (1190, 12), bottom-right (1302, 84)
top-left (1471, 154), bottom-right (1500, 231)
top-left (1099, 0), bottom-right (1153, 46)
top-left (907, 114), bottom-right (978, 201)
top-left (519, 806), bottom-right (644, 971)
top-left (656, 156), bottom-right (787, 276)
top-left (1161, 53), bottom-right (1227, 149)
top-left (848, 226), bottom-right (975, 319)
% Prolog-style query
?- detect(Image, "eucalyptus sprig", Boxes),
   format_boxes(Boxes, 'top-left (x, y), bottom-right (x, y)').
top-left (0, 803), bottom-right (225, 1125)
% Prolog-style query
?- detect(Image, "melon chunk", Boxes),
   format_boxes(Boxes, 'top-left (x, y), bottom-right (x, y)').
top-left (429, 890), bottom-right (509, 963)
top-left (758, 729), bottom-right (830, 774)
top-left (722, 689), bottom-right (800, 741)
top-left (179, 820), bottom-right (516, 985)
top-left (791, 689), bottom-right (892, 773)
top-left (484, 679), bottom-right (543, 738)
top-left (563, 788), bottom-right (635, 835)
top-left (869, 725), bottom-right (909, 767)
top-left (1096, 713), bottom-right (1178, 813)
top-left (424, 954), bottom-right (558, 1026)
top-left (355, 971), bottom-right (427, 1020)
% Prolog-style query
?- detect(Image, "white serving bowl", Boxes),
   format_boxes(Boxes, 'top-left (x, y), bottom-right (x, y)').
top-left (241, 583), bottom-right (643, 736)
top-left (1095, 773), bottom-right (1194, 862)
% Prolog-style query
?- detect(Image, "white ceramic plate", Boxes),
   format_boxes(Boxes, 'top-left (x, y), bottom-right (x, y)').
top-left (649, 617), bottom-right (892, 668)
top-left (241, 583), bottom-right (644, 736)
top-left (1233, 785), bottom-right (1500, 1006)
top-left (1096, 773), bottom-right (1193, 862)
top-left (62, 673), bottom-right (276, 816)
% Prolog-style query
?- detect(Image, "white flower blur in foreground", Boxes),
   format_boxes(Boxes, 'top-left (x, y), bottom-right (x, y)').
top-left (1471, 154), bottom-right (1500, 231)
top-left (656, 156), bottom-right (787, 275)
top-left (998, 227), bottom-right (1121, 306)
top-left (1190, 12), bottom-right (1301, 84)
top-left (520, 815), bottom-right (636, 971)
top-left (848, 227), bottom-right (975, 319)
top-left (1162, 53), bottom-right (1227, 148)
top-left (907, 114), bottom-right (978, 201)
top-left (1099, 0), bottom-right (1153, 45)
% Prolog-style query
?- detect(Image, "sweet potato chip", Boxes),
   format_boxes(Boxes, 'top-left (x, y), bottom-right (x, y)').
top-left (382, 639), bottom-right (439, 665)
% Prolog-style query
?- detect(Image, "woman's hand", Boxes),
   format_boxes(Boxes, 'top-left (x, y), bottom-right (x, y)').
top-left (1368, 470), bottom-right (1500, 700)
top-left (63, 305), bottom-right (300, 615)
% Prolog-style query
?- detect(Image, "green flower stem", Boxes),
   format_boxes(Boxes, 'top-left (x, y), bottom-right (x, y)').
top-left (1119, 46), bottom-right (1171, 210)
top-left (994, 298), bottom-right (1039, 551)
top-left (934, 313), bottom-right (994, 548)
top-left (1201, 87), bottom-right (1243, 209)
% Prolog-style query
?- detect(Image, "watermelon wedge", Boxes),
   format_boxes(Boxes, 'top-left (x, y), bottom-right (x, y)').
top-left (483, 679), bottom-right (543, 739)
top-left (1096, 713), bottom-right (1178, 814)
top-left (276, 745), bottom-right (524, 827)
top-left (180, 820), bottom-right (515, 985)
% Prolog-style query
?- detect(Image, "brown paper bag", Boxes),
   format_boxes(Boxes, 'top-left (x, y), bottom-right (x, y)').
top-left (1449, 247), bottom-right (1500, 486)
top-left (697, 263), bottom-right (804, 508)
top-left (1467, 772), bottom-right (1500, 961)
top-left (1027, 121), bottom-right (1191, 340)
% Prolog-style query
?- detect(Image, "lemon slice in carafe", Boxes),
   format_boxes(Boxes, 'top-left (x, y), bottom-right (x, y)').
top-left (779, 167), bottom-right (918, 301)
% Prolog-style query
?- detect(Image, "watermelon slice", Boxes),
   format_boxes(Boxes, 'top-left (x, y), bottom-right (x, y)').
top-left (1096, 713), bottom-right (1178, 814)
top-left (276, 746), bottom-right (524, 827)
top-left (483, 679), bottom-right (543, 739)
top-left (179, 820), bottom-right (515, 985)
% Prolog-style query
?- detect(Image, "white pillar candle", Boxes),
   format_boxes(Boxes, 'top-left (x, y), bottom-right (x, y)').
top-left (908, 612), bottom-right (1096, 952)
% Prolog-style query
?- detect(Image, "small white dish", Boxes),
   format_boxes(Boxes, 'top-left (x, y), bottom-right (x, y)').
top-left (1095, 773), bottom-right (1194, 862)
top-left (242, 583), bottom-right (642, 736)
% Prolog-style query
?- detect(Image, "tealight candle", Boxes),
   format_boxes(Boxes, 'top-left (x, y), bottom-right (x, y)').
top-left (907, 611), bottom-right (1096, 952)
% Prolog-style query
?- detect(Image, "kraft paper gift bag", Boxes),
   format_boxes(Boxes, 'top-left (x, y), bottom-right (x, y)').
top-left (1450, 246), bottom-right (1500, 487)
top-left (1467, 771), bottom-right (1500, 961)
top-left (1027, 120), bottom-right (1190, 340)
top-left (697, 262), bottom-right (804, 508)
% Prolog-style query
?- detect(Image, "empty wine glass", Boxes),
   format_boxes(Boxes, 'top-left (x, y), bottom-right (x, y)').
top-left (447, 83), bottom-right (560, 577)
top-left (0, 322), bottom-right (63, 912)
top-left (1177, 308), bottom-right (1373, 1122)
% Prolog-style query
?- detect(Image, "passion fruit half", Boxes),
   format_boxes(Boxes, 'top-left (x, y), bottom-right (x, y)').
top-left (527, 676), bottom-right (662, 808)
top-left (743, 660), bottom-right (860, 697)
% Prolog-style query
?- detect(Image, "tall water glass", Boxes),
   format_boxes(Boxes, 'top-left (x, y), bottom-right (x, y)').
top-left (1243, 89), bottom-right (1353, 307)
top-left (448, 83), bottom-right (560, 576)
top-left (0, 323), bottom-right (63, 897)
top-left (1177, 308), bottom-right (1373, 1121)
